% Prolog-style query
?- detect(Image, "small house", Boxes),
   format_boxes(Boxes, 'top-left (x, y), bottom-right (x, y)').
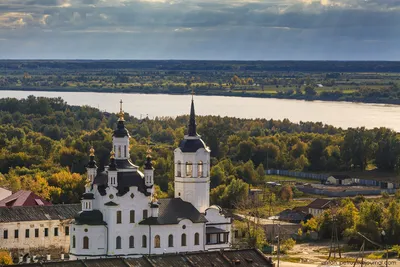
top-left (307, 198), bottom-right (334, 217)
top-left (326, 174), bottom-right (353, 186)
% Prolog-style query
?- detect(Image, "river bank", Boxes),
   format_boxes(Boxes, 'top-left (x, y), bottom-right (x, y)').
top-left (1, 87), bottom-right (400, 106)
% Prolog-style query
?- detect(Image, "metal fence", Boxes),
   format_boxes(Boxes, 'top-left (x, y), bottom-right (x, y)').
top-left (266, 169), bottom-right (398, 189)
top-left (266, 169), bottom-right (329, 181)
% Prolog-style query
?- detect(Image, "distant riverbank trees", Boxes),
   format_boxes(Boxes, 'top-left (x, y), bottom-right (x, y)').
top-left (1, 96), bottom-right (400, 205)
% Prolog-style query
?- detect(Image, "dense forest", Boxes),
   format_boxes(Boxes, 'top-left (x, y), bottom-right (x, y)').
top-left (1, 96), bottom-right (400, 206)
top-left (3, 60), bottom-right (400, 72)
top-left (2, 60), bottom-right (400, 104)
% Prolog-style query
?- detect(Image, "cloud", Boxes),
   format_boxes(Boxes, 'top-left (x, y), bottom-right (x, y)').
top-left (0, 0), bottom-right (400, 59)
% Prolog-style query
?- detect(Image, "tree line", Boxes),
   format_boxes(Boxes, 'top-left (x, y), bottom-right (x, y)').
top-left (1, 96), bottom-right (400, 205)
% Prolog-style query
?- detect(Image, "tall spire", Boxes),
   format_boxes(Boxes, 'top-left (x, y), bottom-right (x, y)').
top-left (188, 91), bottom-right (197, 137)
top-left (118, 99), bottom-right (125, 122)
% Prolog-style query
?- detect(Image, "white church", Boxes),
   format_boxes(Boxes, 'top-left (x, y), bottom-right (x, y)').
top-left (69, 97), bottom-right (232, 259)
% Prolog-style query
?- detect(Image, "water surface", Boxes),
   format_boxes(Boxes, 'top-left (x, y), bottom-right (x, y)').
top-left (1, 90), bottom-right (400, 131)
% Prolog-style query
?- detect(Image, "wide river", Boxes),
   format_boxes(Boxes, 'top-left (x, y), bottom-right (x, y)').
top-left (1, 90), bottom-right (400, 131)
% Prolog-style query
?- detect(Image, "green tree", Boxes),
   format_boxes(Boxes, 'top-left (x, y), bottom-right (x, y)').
top-left (342, 127), bottom-right (375, 170)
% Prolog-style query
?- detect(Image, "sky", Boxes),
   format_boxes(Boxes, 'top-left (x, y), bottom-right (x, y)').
top-left (0, 0), bottom-right (400, 60)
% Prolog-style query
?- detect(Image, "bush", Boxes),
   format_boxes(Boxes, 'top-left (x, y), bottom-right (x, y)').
top-left (280, 238), bottom-right (296, 254)
top-left (0, 250), bottom-right (12, 265)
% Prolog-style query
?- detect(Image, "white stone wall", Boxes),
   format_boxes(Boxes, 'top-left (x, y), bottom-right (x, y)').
top-left (204, 207), bottom-right (232, 250)
top-left (112, 136), bottom-right (130, 160)
top-left (69, 225), bottom-right (106, 259)
top-left (0, 220), bottom-right (71, 253)
top-left (309, 208), bottom-right (323, 217)
top-left (174, 146), bottom-right (210, 213)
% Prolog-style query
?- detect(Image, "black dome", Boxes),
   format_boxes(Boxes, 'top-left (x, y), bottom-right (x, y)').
top-left (178, 138), bottom-right (207, 153)
top-left (74, 210), bottom-right (106, 225)
top-left (113, 120), bottom-right (129, 137)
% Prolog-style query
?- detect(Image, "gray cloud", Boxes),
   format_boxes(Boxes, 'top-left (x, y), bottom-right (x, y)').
top-left (0, 0), bottom-right (399, 59)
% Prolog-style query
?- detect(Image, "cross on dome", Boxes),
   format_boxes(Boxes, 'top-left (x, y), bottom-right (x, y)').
top-left (118, 99), bottom-right (125, 121)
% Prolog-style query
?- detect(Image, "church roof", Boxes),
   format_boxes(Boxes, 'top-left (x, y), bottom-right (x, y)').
top-left (74, 210), bottom-right (106, 226)
top-left (93, 169), bottom-right (149, 197)
top-left (139, 198), bottom-right (207, 225)
top-left (116, 159), bottom-right (138, 169)
top-left (0, 204), bottom-right (80, 222)
top-left (178, 138), bottom-right (208, 153)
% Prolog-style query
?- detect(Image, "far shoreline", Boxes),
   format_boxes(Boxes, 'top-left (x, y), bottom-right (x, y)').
top-left (1, 87), bottom-right (400, 107)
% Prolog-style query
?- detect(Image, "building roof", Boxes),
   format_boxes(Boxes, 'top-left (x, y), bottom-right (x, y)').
top-left (330, 174), bottom-right (351, 180)
top-left (0, 204), bottom-right (80, 223)
top-left (93, 168), bottom-right (149, 197)
top-left (223, 249), bottom-right (274, 267)
top-left (146, 255), bottom-right (192, 267)
top-left (124, 258), bottom-right (153, 267)
top-left (0, 190), bottom-right (52, 207)
top-left (206, 226), bottom-right (229, 234)
top-left (16, 249), bottom-right (273, 267)
top-left (0, 187), bottom-right (12, 201)
top-left (307, 198), bottom-right (333, 209)
top-left (139, 198), bottom-right (207, 225)
top-left (277, 209), bottom-right (307, 222)
top-left (178, 138), bottom-right (208, 153)
top-left (74, 210), bottom-right (106, 226)
top-left (185, 251), bottom-right (231, 267)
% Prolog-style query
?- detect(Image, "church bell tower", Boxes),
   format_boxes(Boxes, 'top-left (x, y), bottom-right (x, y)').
top-left (174, 94), bottom-right (210, 213)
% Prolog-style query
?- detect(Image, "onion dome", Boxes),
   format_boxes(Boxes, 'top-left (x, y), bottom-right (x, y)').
top-left (144, 149), bottom-right (153, 170)
top-left (87, 147), bottom-right (97, 168)
top-left (113, 100), bottom-right (129, 138)
top-left (109, 150), bottom-right (117, 171)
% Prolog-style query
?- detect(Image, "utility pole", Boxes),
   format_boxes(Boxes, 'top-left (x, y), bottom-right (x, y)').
top-left (381, 230), bottom-right (388, 267)
top-left (277, 224), bottom-right (281, 267)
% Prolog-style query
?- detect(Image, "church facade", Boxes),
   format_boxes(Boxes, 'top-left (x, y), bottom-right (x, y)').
top-left (69, 98), bottom-right (231, 259)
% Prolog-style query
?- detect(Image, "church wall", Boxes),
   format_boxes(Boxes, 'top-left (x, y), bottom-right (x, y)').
top-left (69, 224), bottom-right (106, 259)
top-left (149, 219), bottom-right (204, 254)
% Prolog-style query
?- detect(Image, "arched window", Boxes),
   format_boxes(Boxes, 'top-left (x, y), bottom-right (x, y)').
top-left (83, 236), bottom-right (89, 249)
top-left (118, 146), bottom-right (122, 158)
top-left (116, 236), bottom-right (121, 249)
top-left (129, 236), bottom-right (134, 248)
top-left (168, 234), bottom-right (174, 247)
top-left (72, 235), bottom-right (76, 248)
top-left (194, 233), bottom-right (200, 245)
top-left (124, 146), bottom-right (127, 158)
top-left (181, 233), bottom-right (186, 247)
top-left (177, 161), bottom-right (181, 177)
top-left (198, 161), bottom-right (203, 177)
top-left (142, 235), bottom-right (147, 248)
top-left (154, 235), bottom-right (160, 248)
top-left (186, 162), bottom-right (192, 177)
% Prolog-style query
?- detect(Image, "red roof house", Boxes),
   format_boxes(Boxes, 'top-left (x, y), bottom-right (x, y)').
top-left (0, 190), bottom-right (51, 207)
